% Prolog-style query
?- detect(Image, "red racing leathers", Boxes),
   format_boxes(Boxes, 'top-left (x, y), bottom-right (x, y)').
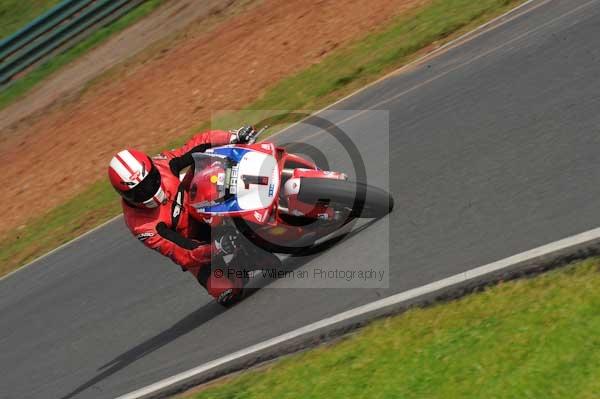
top-left (122, 130), bottom-right (240, 301)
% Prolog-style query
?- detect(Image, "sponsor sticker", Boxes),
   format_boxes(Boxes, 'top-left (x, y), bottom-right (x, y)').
top-left (268, 183), bottom-right (275, 197)
top-left (136, 232), bottom-right (155, 242)
top-left (230, 168), bottom-right (238, 193)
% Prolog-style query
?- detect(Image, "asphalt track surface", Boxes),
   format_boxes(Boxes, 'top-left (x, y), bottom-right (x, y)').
top-left (3, 0), bottom-right (600, 397)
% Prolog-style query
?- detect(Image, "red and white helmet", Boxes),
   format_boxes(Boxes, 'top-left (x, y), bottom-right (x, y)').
top-left (108, 149), bottom-right (166, 208)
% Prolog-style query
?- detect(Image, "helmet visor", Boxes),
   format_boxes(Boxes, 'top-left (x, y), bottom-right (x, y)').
top-left (122, 163), bottom-right (162, 204)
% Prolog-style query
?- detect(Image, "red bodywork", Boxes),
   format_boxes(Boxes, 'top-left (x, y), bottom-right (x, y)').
top-left (186, 142), bottom-right (348, 251)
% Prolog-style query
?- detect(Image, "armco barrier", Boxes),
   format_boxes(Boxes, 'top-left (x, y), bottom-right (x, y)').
top-left (0, 0), bottom-right (144, 85)
top-left (0, 0), bottom-right (87, 61)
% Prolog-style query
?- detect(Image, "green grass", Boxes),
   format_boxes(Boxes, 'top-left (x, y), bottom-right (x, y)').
top-left (0, 0), bottom-right (166, 109)
top-left (0, 0), bottom-right (62, 39)
top-left (178, 258), bottom-right (600, 399)
top-left (0, 0), bottom-right (526, 276)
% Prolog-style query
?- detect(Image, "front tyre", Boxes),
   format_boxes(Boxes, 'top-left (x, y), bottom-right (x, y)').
top-left (296, 178), bottom-right (394, 218)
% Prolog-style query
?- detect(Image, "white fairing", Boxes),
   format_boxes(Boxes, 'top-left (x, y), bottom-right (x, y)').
top-left (235, 151), bottom-right (279, 210)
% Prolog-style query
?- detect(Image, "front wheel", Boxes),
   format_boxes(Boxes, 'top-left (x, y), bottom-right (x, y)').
top-left (296, 178), bottom-right (394, 218)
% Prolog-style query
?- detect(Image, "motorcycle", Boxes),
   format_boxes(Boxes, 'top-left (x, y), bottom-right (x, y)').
top-left (184, 126), bottom-right (394, 259)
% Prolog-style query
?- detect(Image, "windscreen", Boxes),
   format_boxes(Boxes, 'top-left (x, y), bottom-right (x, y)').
top-left (189, 153), bottom-right (233, 209)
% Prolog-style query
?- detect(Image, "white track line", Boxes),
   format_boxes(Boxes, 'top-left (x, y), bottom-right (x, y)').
top-left (0, 0), bottom-right (544, 283)
top-left (117, 226), bottom-right (600, 399)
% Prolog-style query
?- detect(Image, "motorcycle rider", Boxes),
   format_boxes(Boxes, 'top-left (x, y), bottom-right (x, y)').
top-left (108, 126), bottom-right (255, 305)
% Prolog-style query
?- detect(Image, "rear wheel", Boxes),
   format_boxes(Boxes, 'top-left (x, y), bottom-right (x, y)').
top-left (297, 178), bottom-right (393, 218)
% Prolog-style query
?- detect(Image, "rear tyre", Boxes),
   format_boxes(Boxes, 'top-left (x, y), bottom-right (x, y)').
top-left (297, 178), bottom-right (394, 218)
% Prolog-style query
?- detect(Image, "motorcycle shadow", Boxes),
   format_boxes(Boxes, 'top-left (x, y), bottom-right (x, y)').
top-left (58, 301), bottom-right (225, 399)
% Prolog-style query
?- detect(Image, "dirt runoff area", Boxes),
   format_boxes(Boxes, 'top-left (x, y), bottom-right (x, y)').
top-left (0, 0), bottom-right (424, 238)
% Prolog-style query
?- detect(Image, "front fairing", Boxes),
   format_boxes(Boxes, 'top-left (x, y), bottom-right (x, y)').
top-left (188, 144), bottom-right (281, 224)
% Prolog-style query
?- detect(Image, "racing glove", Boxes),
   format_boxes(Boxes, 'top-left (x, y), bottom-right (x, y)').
top-left (229, 125), bottom-right (255, 144)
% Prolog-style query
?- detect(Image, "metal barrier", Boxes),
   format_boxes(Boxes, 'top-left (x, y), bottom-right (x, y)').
top-left (0, 0), bottom-right (144, 85)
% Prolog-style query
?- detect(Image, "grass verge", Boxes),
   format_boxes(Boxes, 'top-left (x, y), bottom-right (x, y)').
top-left (0, 0), bottom-right (62, 40)
top-left (177, 258), bottom-right (600, 399)
top-left (0, 0), bottom-right (166, 110)
top-left (0, 0), bottom-right (526, 276)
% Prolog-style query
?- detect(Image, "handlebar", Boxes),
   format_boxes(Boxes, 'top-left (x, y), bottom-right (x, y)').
top-left (248, 125), bottom-right (269, 144)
